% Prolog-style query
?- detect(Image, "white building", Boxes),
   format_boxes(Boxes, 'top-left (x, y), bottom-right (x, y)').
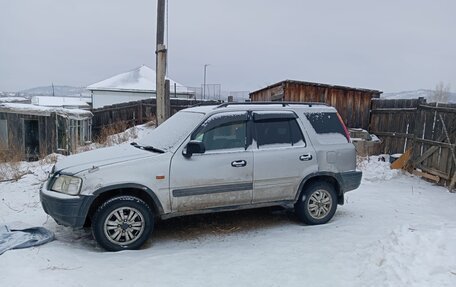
top-left (31, 96), bottom-right (91, 109)
top-left (87, 65), bottom-right (193, 109)
top-left (0, 96), bottom-right (29, 104)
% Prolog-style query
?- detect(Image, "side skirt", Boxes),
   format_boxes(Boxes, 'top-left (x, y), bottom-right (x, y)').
top-left (160, 200), bottom-right (295, 220)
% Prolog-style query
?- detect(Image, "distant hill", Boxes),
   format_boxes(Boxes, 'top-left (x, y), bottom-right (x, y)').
top-left (0, 91), bottom-right (16, 97)
top-left (382, 89), bottom-right (456, 103)
top-left (18, 85), bottom-right (89, 97)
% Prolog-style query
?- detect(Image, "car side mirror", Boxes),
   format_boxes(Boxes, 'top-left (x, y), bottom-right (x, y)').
top-left (183, 140), bottom-right (206, 158)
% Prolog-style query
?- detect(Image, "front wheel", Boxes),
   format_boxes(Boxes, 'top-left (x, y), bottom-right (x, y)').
top-left (294, 181), bottom-right (337, 225)
top-left (92, 196), bottom-right (154, 251)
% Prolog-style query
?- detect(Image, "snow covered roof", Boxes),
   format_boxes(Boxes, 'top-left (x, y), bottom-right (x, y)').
top-left (0, 97), bottom-right (29, 103)
top-left (31, 96), bottom-right (90, 107)
top-left (250, 80), bottom-right (382, 96)
top-left (87, 65), bottom-right (191, 94)
top-left (0, 103), bottom-right (92, 120)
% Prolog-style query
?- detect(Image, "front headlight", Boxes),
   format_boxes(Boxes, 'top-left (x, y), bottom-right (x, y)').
top-left (51, 175), bottom-right (82, 195)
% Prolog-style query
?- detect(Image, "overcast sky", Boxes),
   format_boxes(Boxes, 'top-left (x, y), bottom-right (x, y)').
top-left (1, 0), bottom-right (455, 93)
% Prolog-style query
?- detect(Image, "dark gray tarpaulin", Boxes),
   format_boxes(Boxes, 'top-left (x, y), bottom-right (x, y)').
top-left (0, 225), bottom-right (54, 255)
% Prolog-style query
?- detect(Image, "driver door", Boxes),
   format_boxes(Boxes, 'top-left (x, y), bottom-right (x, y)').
top-left (169, 112), bottom-right (253, 212)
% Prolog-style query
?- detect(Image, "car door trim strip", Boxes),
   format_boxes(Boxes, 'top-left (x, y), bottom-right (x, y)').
top-left (172, 183), bottom-right (253, 197)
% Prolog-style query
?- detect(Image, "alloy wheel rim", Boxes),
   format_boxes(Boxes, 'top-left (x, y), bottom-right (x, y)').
top-left (307, 189), bottom-right (332, 219)
top-left (104, 207), bottom-right (145, 245)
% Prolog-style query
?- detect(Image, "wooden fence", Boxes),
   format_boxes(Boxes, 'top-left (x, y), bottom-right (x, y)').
top-left (369, 98), bottom-right (423, 154)
top-left (91, 98), bottom-right (219, 137)
top-left (91, 96), bottom-right (456, 189)
top-left (370, 98), bottom-right (456, 189)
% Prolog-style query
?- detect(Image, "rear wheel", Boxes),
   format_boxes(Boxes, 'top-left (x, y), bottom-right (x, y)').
top-left (92, 196), bottom-right (154, 251)
top-left (295, 181), bottom-right (337, 225)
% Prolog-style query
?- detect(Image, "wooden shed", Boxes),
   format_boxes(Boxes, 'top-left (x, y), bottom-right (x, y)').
top-left (249, 80), bottom-right (382, 129)
top-left (0, 103), bottom-right (93, 160)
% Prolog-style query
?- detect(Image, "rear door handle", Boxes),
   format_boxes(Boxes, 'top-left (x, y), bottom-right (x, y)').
top-left (231, 160), bottom-right (247, 167)
top-left (299, 154), bottom-right (313, 161)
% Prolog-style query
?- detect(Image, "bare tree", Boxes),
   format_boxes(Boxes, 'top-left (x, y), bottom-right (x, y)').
top-left (431, 81), bottom-right (450, 104)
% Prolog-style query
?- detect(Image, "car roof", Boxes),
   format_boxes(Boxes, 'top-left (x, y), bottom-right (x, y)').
top-left (183, 102), bottom-right (337, 115)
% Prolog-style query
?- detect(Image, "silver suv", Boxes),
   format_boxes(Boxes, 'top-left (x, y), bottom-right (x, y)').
top-left (40, 102), bottom-right (361, 251)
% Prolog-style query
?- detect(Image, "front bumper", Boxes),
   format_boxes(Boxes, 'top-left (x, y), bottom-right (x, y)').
top-left (339, 170), bottom-right (362, 192)
top-left (40, 186), bottom-right (94, 228)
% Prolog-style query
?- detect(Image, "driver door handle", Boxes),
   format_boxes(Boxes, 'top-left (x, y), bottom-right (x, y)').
top-left (299, 154), bottom-right (313, 161)
top-left (231, 160), bottom-right (247, 167)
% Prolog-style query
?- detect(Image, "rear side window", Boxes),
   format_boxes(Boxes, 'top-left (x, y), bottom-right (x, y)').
top-left (305, 112), bottom-right (349, 142)
top-left (255, 118), bottom-right (305, 148)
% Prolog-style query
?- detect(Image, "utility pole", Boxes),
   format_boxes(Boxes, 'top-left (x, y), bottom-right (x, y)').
top-left (156, 0), bottom-right (169, 126)
top-left (203, 64), bottom-right (209, 99)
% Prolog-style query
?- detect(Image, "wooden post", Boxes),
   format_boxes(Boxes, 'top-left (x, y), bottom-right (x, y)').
top-left (203, 64), bottom-right (209, 99)
top-left (138, 102), bottom-right (143, 124)
top-left (438, 113), bottom-right (456, 191)
top-left (156, 0), bottom-right (168, 126)
top-left (164, 79), bottom-right (171, 119)
top-left (411, 97), bottom-right (426, 170)
top-left (450, 167), bottom-right (456, 191)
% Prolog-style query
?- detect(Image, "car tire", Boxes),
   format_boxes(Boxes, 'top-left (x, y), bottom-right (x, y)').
top-left (295, 181), bottom-right (337, 225)
top-left (92, 196), bottom-right (154, 251)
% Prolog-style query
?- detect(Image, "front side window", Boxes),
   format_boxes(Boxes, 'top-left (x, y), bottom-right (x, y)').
top-left (255, 118), bottom-right (305, 148)
top-left (192, 112), bottom-right (247, 151)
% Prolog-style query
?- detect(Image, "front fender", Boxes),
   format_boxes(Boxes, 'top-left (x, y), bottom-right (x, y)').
top-left (92, 183), bottom-right (165, 215)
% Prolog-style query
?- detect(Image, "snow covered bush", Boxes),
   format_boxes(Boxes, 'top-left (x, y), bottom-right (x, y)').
top-left (0, 141), bottom-right (29, 181)
top-left (95, 121), bottom-right (138, 146)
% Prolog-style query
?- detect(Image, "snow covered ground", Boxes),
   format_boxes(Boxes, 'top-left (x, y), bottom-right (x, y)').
top-left (1, 155), bottom-right (456, 286)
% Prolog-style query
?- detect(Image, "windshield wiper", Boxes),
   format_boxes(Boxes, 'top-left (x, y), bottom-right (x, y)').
top-left (130, 142), bottom-right (165, 153)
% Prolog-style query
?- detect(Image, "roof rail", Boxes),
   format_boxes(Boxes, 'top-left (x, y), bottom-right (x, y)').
top-left (190, 100), bottom-right (222, 108)
top-left (215, 101), bottom-right (328, 109)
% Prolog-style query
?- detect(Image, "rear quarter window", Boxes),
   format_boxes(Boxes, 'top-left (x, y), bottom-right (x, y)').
top-left (305, 112), bottom-right (349, 143)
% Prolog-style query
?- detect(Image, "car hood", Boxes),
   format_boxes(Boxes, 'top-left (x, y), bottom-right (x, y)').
top-left (55, 144), bottom-right (161, 174)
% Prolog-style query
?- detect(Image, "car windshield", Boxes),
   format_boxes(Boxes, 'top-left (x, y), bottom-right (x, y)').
top-left (138, 111), bottom-right (205, 152)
